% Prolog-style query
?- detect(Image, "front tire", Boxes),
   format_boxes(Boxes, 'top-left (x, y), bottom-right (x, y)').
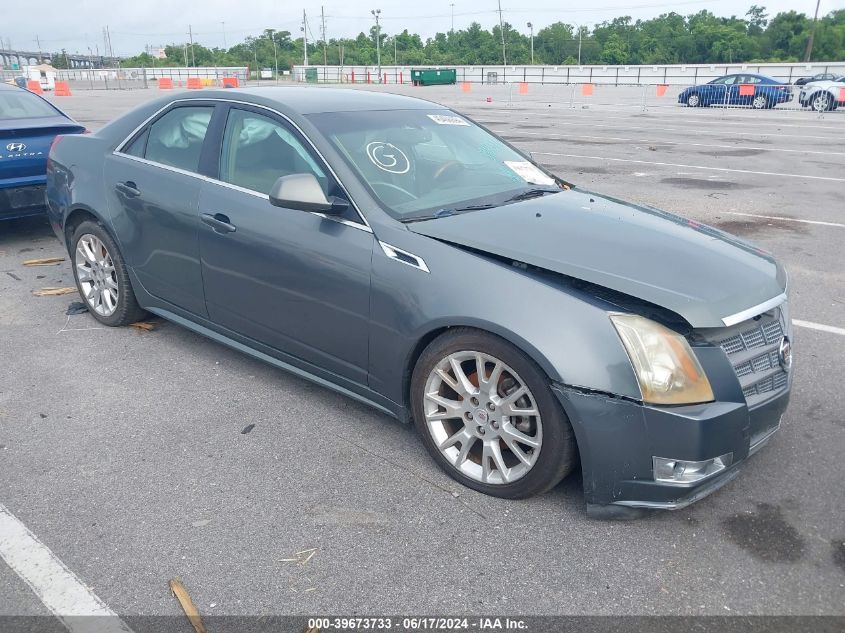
top-left (411, 328), bottom-right (577, 499)
top-left (686, 92), bottom-right (702, 107)
top-left (751, 94), bottom-right (769, 110)
top-left (70, 220), bottom-right (146, 326)
top-left (811, 91), bottom-right (835, 112)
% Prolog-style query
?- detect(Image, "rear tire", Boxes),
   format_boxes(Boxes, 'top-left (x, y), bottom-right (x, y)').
top-left (411, 328), bottom-right (577, 499)
top-left (70, 220), bottom-right (146, 327)
top-left (751, 94), bottom-right (769, 110)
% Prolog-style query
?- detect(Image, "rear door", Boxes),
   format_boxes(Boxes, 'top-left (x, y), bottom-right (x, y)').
top-left (197, 104), bottom-right (374, 384)
top-left (103, 103), bottom-right (219, 317)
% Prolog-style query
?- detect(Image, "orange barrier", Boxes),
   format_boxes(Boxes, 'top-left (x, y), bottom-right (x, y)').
top-left (581, 83), bottom-right (593, 96)
top-left (158, 78), bottom-right (173, 89)
top-left (840, 88), bottom-right (845, 102)
top-left (54, 81), bottom-right (72, 96)
top-left (26, 80), bottom-right (43, 94)
top-left (461, 82), bottom-right (471, 93)
top-left (518, 82), bottom-right (529, 94)
top-left (222, 77), bottom-right (239, 88)
top-left (738, 84), bottom-right (755, 96)
top-left (656, 84), bottom-right (668, 97)
top-left (186, 77), bottom-right (202, 89)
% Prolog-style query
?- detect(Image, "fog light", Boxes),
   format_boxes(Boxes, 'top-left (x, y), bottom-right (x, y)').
top-left (653, 453), bottom-right (733, 484)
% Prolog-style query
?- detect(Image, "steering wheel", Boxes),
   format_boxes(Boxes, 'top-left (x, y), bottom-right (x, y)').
top-left (370, 181), bottom-right (418, 202)
top-left (433, 160), bottom-right (465, 182)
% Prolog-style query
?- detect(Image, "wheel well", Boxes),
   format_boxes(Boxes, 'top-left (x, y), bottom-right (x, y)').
top-left (402, 326), bottom-right (451, 413)
top-left (63, 208), bottom-right (99, 248)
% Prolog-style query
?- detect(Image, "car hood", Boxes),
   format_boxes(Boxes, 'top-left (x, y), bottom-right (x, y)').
top-left (407, 190), bottom-right (786, 328)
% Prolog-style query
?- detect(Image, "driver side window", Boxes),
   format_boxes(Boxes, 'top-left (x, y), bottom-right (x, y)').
top-left (220, 108), bottom-right (327, 196)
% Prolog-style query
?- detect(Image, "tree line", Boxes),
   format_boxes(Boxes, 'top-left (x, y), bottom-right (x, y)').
top-left (55, 6), bottom-right (845, 71)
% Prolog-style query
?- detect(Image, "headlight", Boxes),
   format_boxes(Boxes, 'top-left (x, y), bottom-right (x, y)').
top-left (609, 314), bottom-right (715, 405)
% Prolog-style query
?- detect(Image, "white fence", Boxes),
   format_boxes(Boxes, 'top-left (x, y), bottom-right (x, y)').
top-left (294, 62), bottom-right (845, 86)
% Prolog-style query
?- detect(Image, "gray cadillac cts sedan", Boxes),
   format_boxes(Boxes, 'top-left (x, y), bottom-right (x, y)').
top-left (45, 88), bottom-right (792, 518)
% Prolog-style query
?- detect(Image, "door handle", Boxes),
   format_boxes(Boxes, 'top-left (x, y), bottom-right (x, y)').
top-left (201, 212), bottom-right (237, 234)
top-left (115, 181), bottom-right (140, 198)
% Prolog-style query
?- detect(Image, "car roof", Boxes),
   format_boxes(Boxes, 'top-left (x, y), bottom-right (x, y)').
top-left (197, 87), bottom-right (446, 115)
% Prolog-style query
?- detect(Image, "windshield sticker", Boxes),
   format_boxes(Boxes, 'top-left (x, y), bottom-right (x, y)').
top-left (366, 141), bottom-right (410, 174)
top-left (503, 161), bottom-right (556, 186)
top-left (427, 114), bottom-right (470, 126)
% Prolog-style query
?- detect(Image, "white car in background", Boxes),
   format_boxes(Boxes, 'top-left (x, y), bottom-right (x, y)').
top-left (799, 75), bottom-right (845, 111)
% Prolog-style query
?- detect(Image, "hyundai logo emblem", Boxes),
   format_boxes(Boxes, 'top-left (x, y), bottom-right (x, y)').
top-left (6, 142), bottom-right (26, 152)
top-left (778, 336), bottom-right (792, 371)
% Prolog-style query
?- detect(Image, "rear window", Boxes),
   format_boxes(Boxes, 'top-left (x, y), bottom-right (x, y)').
top-left (0, 89), bottom-right (58, 120)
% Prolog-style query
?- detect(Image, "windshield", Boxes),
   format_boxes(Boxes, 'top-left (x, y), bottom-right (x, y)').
top-left (306, 109), bottom-right (563, 220)
top-left (0, 89), bottom-right (59, 120)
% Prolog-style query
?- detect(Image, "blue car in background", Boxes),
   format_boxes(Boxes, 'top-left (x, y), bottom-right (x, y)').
top-left (1, 82), bottom-right (86, 221)
top-left (678, 73), bottom-right (793, 109)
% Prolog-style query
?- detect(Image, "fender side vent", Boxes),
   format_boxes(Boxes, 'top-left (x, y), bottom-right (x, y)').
top-left (379, 241), bottom-right (430, 273)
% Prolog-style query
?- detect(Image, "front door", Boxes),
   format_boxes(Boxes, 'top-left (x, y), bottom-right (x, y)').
top-left (198, 106), bottom-right (374, 385)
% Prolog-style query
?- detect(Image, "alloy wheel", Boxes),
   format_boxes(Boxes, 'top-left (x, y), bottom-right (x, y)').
top-left (75, 233), bottom-right (119, 317)
top-left (813, 93), bottom-right (831, 111)
top-left (752, 95), bottom-right (767, 109)
top-left (422, 351), bottom-right (543, 485)
top-left (687, 94), bottom-right (700, 107)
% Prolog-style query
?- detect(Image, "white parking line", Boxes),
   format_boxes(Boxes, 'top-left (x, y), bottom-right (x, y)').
top-left (723, 212), bottom-right (845, 229)
top-left (793, 320), bottom-right (845, 336)
top-left (493, 129), bottom-right (845, 158)
top-left (473, 115), bottom-right (845, 143)
top-left (0, 503), bottom-right (133, 633)
top-left (532, 152), bottom-right (845, 182)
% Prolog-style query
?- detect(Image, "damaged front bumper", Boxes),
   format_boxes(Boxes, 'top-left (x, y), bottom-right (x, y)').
top-left (551, 383), bottom-right (790, 520)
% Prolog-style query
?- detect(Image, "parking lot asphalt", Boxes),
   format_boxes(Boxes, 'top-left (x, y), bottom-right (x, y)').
top-left (1, 85), bottom-right (844, 620)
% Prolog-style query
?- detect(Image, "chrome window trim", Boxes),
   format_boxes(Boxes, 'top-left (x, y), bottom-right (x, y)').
top-left (721, 293), bottom-right (787, 327)
top-left (112, 97), bottom-right (373, 234)
top-left (378, 241), bottom-right (430, 273)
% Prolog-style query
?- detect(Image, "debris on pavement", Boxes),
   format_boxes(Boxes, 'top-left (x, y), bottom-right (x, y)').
top-left (23, 257), bottom-right (65, 266)
top-left (241, 424), bottom-right (255, 434)
top-left (129, 321), bottom-right (157, 332)
top-left (278, 547), bottom-right (319, 566)
top-left (32, 287), bottom-right (76, 296)
top-left (169, 578), bottom-right (206, 633)
top-left (65, 301), bottom-right (88, 315)
top-left (6, 272), bottom-right (21, 281)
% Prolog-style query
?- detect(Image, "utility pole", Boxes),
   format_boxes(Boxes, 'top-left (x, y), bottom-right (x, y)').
top-left (372, 9), bottom-right (381, 82)
top-left (35, 35), bottom-right (43, 62)
top-left (321, 6), bottom-right (328, 67)
top-left (804, 0), bottom-right (822, 62)
top-left (394, 36), bottom-right (397, 65)
top-left (577, 25), bottom-right (582, 66)
top-left (268, 29), bottom-right (279, 79)
top-left (450, 3), bottom-right (455, 33)
top-left (527, 22), bottom-right (533, 65)
top-left (222, 22), bottom-right (227, 49)
top-left (302, 10), bottom-right (309, 66)
top-left (188, 25), bottom-right (195, 66)
top-left (497, 0), bottom-right (507, 66)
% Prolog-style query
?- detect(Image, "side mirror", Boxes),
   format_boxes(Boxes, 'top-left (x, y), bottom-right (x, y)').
top-left (269, 173), bottom-right (347, 214)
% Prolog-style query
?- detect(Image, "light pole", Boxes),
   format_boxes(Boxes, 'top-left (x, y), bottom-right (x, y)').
top-left (450, 3), bottom-right (455, 33)
top-left (372, 9), bottom-right (381, 83)
top-left (221, 22), bottom-right (226, 49)
top-left (527, 22), bottom-right (533, 65)
top-left (496, 0), bottom-right (507, 66)
top-left (577, 25), bottom-right (582, 66)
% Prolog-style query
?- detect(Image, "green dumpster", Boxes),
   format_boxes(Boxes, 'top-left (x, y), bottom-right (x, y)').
top-left (411, 68), bottom-right (457, 86)
top-left (304, 67), bottom-right (319, 83)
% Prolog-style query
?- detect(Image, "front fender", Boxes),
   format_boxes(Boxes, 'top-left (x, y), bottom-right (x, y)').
top-left (367, 228), bottom-right (642, 406)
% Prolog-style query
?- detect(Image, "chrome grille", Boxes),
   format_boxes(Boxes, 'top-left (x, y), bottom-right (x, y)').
top-left (704, 307), bottom-right (790, 408)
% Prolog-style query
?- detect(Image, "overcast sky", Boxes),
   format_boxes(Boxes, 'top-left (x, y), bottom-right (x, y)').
top-left (3, 0), bottom-right (843, 56)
